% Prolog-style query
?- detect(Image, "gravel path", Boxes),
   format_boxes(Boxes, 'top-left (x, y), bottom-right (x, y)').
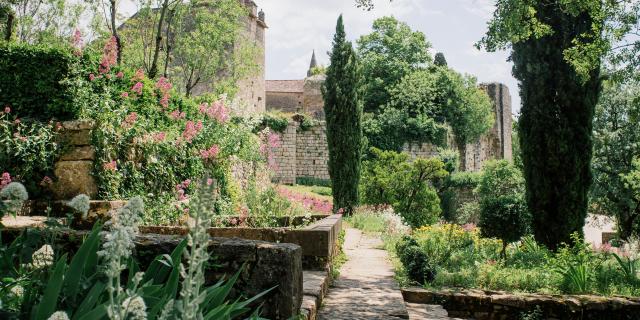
top-left (317, 228), bottom-right (409, 319)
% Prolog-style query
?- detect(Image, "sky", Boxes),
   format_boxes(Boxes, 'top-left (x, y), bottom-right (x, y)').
top-left (119, 0), bottom-right (521, 113)
top-left (258, 0), bottom-right (521, 114)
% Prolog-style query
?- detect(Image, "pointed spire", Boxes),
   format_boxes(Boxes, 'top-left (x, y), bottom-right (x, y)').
top-left (307, 50), bottom-right (318, 77)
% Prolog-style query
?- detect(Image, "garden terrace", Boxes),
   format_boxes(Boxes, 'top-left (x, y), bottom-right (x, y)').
top-left (402, 287), bottom-right (640, 320)
top-left (0, 225), bottom-right (303, 319)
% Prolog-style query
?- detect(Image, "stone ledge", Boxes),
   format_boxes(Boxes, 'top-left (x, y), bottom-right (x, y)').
top-left (0, 227), bottom-right (303, 320)
top-left (301, 270), bottom-right (331, 320)
top-left (401, 287), bottom-right (640, 320)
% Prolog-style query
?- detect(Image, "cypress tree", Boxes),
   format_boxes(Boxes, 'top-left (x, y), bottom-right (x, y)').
top-left (322, 15), bottom-right (363, 215)
top-left (433, 52), bottom-right (447, 67)
top-left (514, 2), bottom-right (601, 250)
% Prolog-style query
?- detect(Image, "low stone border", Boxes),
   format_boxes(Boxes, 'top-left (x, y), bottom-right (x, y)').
top-left (401, 287), bottom-right (640, 320)
top-left (300, 270), bottom-right (332, 320)
top-left (0, 227), bottom-right (302, 320)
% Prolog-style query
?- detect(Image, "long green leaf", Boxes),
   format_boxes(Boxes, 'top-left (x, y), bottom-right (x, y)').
top-left (76, 304), bottom-right (107, 320)
top-left (34, 254), bottom-right (67, 320)
top-left (72, 281), bottom-right (106, 320)
top-left (64, 225), bottom-right (102, 300)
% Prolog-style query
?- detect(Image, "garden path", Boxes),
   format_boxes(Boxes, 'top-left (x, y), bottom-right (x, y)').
top-left (317, 228), bottom-right (462, 319)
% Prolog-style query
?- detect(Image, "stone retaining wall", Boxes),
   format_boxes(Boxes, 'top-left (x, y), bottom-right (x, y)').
top-left (402, 287), bottom-right (640, 320)
top-left (51, 120), bottom-right (98, 199)
top-left (0, 227), bottom-right (303, 319)
top-left (273, 121), bottom-right (329, 185)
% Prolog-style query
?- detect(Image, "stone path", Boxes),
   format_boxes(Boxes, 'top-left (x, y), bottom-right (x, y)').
top-left (317, 228), bottom-right (409, 319)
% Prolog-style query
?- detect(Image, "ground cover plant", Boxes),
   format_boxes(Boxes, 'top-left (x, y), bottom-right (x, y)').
top-left (0, 183), bottom-right (269, 319)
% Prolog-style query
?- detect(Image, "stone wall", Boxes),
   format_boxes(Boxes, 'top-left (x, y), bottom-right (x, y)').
top-left (266, 91), bottom-right (303, 113)
top-left (402, 82), bottom-right (514, 172)
top-left (402, 287), bottom-right (640, 320)
top-left (51, 120), bottom-right (98, 200)
top-left (272, 121), bottom-right (330, 184)
top-left (302, 75), bottom-right (326, 119)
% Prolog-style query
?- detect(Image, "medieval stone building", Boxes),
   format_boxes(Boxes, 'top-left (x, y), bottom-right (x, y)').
top-left (122, 0), bottom-right (267, 113)
top-left (266, 53), bottom-right (514, 183)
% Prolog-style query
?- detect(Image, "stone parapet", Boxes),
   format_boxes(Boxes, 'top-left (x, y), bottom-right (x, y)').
top-left (401, 287), bottom-right (640, 320)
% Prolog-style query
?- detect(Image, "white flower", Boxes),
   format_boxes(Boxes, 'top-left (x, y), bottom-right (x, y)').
top-left (31, 244), bottom-right (54, 269)
top-left (122, 296), bottom-right (147, 320)
top-left (10, 285), bottom-right (24, 299)
top-left (47, 311), bottom-right (70, 320)
top-left (68, 194), bottom-right (91, 218)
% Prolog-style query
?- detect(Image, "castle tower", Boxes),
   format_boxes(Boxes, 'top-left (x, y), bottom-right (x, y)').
top-left (307, 50), bottom-right (318, 77)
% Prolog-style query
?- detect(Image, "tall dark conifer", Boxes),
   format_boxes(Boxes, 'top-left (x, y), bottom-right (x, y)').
top-left (514, 2), bottom-right (601, 250)
top-left (323, 15), bottom-right (363, 215)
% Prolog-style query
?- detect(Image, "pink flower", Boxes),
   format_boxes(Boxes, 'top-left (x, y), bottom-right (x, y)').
top-left (160, 94), bottom-right (169, 108)
top-left (230, 218), bottom-right (238, 226)
top-left (116, 71), bottom-right (124, 79)
top-left (182, 121), bottom-right (203, 143)
top-left (122, 112), bottom-right (137, 128)
top-left (121, 92), bottom-right (129, 98)
top-left (198, 100), bottom-right (229, 123)
top-left (1, 172), bottom-right (11, 189)
top-left (170, 110), bottom-right (185, 120)
top-left (462, 223), bottom-right (477, 232)
top-left (72, 29), bottom-right (83, 55)
top-left (103, 161), bottom-right (117, 171)
top-left (177, 189), bottom-right (187, 201)
top-left (199, 145), bottom-right (220, 161)
top-left (155, 77), bottom-right (172, 93)
top-left (55, 122), bottom-right (62, 131)
top-left (207, 178), bottom-right (214, 186)
top-left (152, 132), bottom-right (166, 142)
top-left (131, 82), bottom-right (143, 95)
top-left (14, 118), bottom-right (20, 125)
top-left (3, 106), bottom-right (9, 114)
top-left (182, 179), bottom-right (191, 188)
top-left (132, 69), bottom-right (145, 81)
top-left (89, 73), bottom-right (96, 81)
top-left (99, 36), bottom-right (118, 74)
top-left (40, 176), bottom-right (53, 187)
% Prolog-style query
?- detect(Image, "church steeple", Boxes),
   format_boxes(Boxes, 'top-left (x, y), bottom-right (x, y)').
top-left (307, 50), bottom-right (318, 77)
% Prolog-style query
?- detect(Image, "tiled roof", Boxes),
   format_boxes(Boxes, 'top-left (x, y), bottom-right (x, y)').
top-left (266, 80), bottom-right (304, 93)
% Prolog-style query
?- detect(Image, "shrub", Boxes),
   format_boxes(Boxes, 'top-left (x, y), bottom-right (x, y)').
top-left (477, 160), bottom-right (530, 256)
top-left (0, 44), bottom-right (94, 120)
top-left (360, 148), bottom-right (447, 228)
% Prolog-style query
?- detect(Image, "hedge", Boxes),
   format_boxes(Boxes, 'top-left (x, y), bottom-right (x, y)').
top-left (0, 44), bottom-right (92, 120)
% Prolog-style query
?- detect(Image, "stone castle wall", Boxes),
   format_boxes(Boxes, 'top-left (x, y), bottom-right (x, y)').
top-left (272, 121), bottom-right (330, 184)
top-left (266, 92), bottom-right (303, 113)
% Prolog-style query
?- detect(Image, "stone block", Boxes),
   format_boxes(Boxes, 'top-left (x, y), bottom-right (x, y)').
top-left (52, 161), bottom-right (98, 199)
top-left (59, 146), bottom-right (95, 161)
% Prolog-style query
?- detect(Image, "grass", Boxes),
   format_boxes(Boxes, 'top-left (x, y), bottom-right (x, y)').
top-left (278, 184), bottom-right (333, 202)
top-left (330, 230), bottom-right (348, 279)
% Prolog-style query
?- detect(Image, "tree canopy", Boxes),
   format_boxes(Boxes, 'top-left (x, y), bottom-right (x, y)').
top-left (356, 16), bottom-right (431, 113)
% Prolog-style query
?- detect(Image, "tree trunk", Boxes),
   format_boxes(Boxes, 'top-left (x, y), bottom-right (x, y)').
top-left (163, 8), bottom-right (175, 78)
top-left (110, 0), bottom-right (122, 64)
top-left (149, 0), bottom-right (170, 79)
top-left (4, 12), bottom-right (13, 41)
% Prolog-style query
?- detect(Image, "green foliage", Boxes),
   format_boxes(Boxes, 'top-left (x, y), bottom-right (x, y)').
top-left (310, 186), bottom-right (332, 197)
top-left (365, 66), bottom-right (494, 151)
top-left (258, 112), bottom-right (289, 132)
top-left (396, 224), bottom-right (640, 295)
top-left (433, 52), bottom-right (447, 67)
top-left (357, 16), bottom-right (432, 113)
top-left (0, 43), bottom-right (94, 120)
top-left (396, 236), bottom-right (436, 284)
top-left (477, 160), bottom-right (530, 254)
top-left (309, 65), bottom-right (326, 76)
top-left (591, 80), bottom-right (640, 239)
top-left (482, 1), bottom-right (603, 250)
top-left (360, 148), bottom-right (447, 228)
top-left (0, 113), bottom-right (61, 199)
top-left (295, 176), bottom-right (331, 187)
top-left (323, 15), bottom-right (363, 215)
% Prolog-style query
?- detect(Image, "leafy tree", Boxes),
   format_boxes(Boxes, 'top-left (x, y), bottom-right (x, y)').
top-left (357, 16), bottom-right (431, 113)
top-left (591, 80), bottom-right (640, 239)
top-left (0, 0), bottom-right (85, 44)
top-left (378, 68), bottom-right (494, 149)
top-left (322, 15), bottom-right (363, 215)
top-left (360, 148), bottom-right (448, 228)
top-left (433, 52), bottom-right (447, 67)
top-left (477, 1), bottom-right (607, 250)
top-left (477, 160), bottom-right (530, 257)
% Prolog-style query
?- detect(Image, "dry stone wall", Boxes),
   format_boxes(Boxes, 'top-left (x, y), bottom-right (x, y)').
top-left (272, 121), bottom-right (330, 184)
top-left (51, 120), bottom-right (98, 200)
